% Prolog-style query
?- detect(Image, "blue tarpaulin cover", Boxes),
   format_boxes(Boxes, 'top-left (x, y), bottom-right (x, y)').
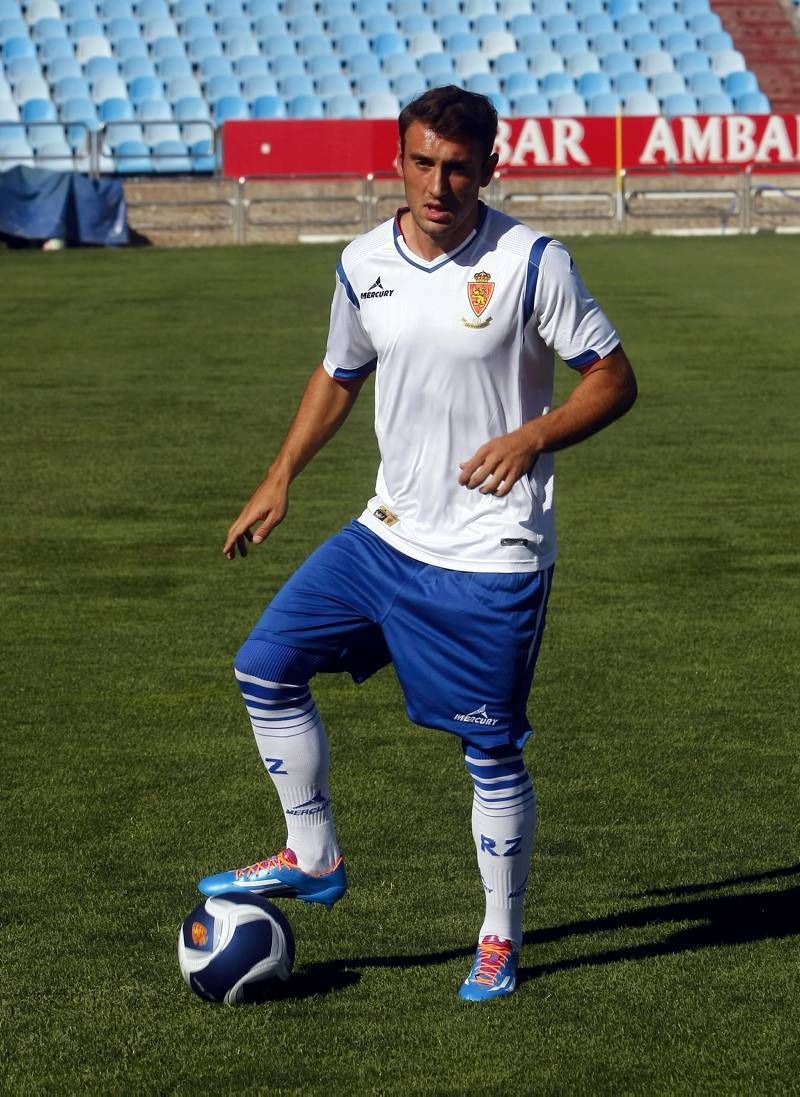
top-left (0, 166), bottom-right (129, 245)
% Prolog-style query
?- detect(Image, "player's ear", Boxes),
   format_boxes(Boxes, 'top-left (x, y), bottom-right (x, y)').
top-left (395, 140), bottom-right (404, 178)
top-left (481, 151), bottom-right (499, 187)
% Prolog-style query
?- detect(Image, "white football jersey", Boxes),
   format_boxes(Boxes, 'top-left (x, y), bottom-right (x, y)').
top-left (322, 204), bottom-right (619, 573)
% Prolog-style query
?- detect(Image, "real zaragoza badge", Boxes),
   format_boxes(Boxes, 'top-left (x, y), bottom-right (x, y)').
top-left (463, 271), bottom-right (494, 328)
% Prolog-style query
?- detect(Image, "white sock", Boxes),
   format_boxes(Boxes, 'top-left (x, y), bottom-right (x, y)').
top-left (464, 744), bottom-right (536, 949)
top-left (235, 667), bottom-right (341, 874)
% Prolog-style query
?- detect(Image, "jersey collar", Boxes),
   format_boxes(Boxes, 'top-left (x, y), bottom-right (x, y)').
top-left (393, 203), bottom-right (489, 272)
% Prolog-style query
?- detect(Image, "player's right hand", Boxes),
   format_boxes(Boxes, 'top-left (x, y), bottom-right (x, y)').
top-left (223, 477), bottom-right (289, 560)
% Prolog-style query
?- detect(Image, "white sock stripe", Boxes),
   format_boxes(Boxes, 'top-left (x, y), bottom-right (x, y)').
top-left (245, 703), bottom-right (317, 721)
top-left (250, 717), bottom-right (321, 734)
top-left (240, 689), bottom-right (311, 706)
top-left (234, 669), bottom-right (306, 689)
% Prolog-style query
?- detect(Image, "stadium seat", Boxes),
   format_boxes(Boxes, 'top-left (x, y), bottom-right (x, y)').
top-left (471, 13), bottom-right (505, 37)
top-left (581, 12), bottom-right (614, 38)
top-left (734, 91), bottom-right (770, 113)
top-left (34, 139), bottom-right (74, 168)
top-left (373, 31), bottom-right (406, 58)
top-left (419, 52), bottom-right (454, 82)
top-left (127, 74), bottom-right (164, 103)
top-left (653, 14), bottom-right (688, 38)
top-left (241, 72), bottom-right (279, 100)
top-left (191, 65), bottom-right (228, 95)
top-left (541, 71), bottom-right (574, 95)
top-left (688, 11), bottom-right (721, 36)
top-left (687, 71), bottom-right (721, 96)
top-left (39, 37), bottom-right (75, 65)
top-left (639, 50), bottom-right (675, 77)
top-left (577, 70), bottom-right (611, 97)
top-left (251, 93), bottom-right (285, 116)
top-left (556, 31), bottom-right (590, 57)
top-left (0, 100), bottom-right (20, 121)
top-left (137, 0), bottom-right (170, 20)
top-left (529, 50), bottom-right (565, 77)
top-left (493, 53), bottom-right (528, 81)
top-left (98, 96), bottom-right (135, 122)
top-left (76, 35), bottom-right (114, 62)
top-left (601, 50), bottom-right (636, 77)
top-left (711, 50), bottom-right (745, 76)
top-left (14, 74), bottom-right (52, 103)
top-left (566, 52), bottom-right (601, 76)
top-left (407, 30), bottom-right (443, 56)
top-left (382, 53), bottom-right (419, 77)
top-left (481, 30), bottom-right (517, 59)
top-left (113, 138), bottom-right (151, 171)
top-left (152, 137), bottom-right (191, 171)
top-left (651, 71), bottom-right (687, 99)
top-left (46, 56), bottom-right (83, 82)
top-left (270, 54), bottom-right (305, 78)
top-left (20, 97), bottom-right (57, 125)
top-left (427, 0), bottom-right (460, 16)
top-left (103, 118), bottom-right (144, 147)
top-left (287, 92), bottom-right (324, 116)
top-left (0, 134), bottom-right (34, 166)
top-left (246, 0), bottom-right (281, 14)
top-left (3, 38), bottom-right (37, 65)
top-left (629, 31), bottom-right (660, 57)
top-left (614, 71), bottom-right (647, 95)
top-left (290, 14), bottom-right (324, 36)
top-left (315, 71), bottom-right (350, 98)
top-left (587, 90), bottom-right (621, 114)
top-left (362, 12), bottom-right (396, 37)
top-left (252, 13), bottom-right (286, 37)
top-left (187, 35), bottom-right (223, 62)
top-left (608, 0), bottom-right (638, 18)
top-left (260, 33), bottom-right (297, 58)
top-left (298, 33), bottom-right (334, 57)
top-left (508, 13), bottom-right (543, 40)
top-left (165, 74), bottom-right (202, 102)
top-left (642, 0), bottom-right (675, 17)
top-left (157, 55), bottom-right (194, 80)
top-left (455, 50), bottom-right (490, 77)
top-left (306, 54), bottom-right (341, 79)
top-left (676, 51), bottom-right (711, 77)
top-left (325, 92), bottom-right (360, 116)
top-left (465, 72), bottom-right (500, 96)
top-left (723, 70), bottom-right (758, 97)
top-left (504, 71), bottom-right (539, 98)
top-left (617, 13), bottom-right (651, 40)
top-left (235, 54), bottom-right (270, 78)
top-left (664, 31), bottom-right (698, 57)
top-left (60, 95), bottom-right (98, 127)
top-left (278, 72), bottom-right (314, 97)
top-left (550, 91), bottom-right (587, 115)
top-left (538, 0), bottom-right (571, 17)
top-left (31, 18), bottom-right (69, 44)
top-left (206, 72), bottom-right (241, 101)
top-left (662, 91), bottom-right (698, 115)
top-left (701, 30), bottom-right (734, 53)
top-left (53, 74), bottom-right (90, 104)
top-left (464, 0), bottom-right (498, 18)
top-left (623, 90), bottom-right (660, 114)
top-left (698, 91), bottom-right (733, 113)
top-left (362, 89), bottom-right (399, 116)
top-left (6, 58), bottom-right (44, 88)
top-left (510, 91), bottom-right (549, 115)
top-left (591, 32), bottom-right (626, 57)
top-left (122, 57), bottom-right (157, 83)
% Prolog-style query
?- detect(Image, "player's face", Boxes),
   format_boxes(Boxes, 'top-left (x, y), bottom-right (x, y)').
top-left (398, 121), bottom-right (497, 259)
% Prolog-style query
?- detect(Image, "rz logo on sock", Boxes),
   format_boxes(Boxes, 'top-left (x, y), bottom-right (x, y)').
top-left (263, 756), bottom-right (287, 775)
top-left (480, 834), bottom-right (523, 857)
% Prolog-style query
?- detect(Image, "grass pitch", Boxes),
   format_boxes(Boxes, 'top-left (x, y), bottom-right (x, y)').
top-left (2, 234), bottom-right (798, 1094)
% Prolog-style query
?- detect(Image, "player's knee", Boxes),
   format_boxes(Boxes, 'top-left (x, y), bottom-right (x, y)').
top-left (233, 637), bottom-right (311, 687)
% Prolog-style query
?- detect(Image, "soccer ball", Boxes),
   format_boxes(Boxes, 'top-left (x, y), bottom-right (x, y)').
top-left (177, 892), bottom-right (295, 1004)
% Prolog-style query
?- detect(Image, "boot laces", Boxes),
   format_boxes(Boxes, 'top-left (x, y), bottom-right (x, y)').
top-left (473, 936), bottom-right (513, 985)
top-left (236, 849), bottom-right (296, 880)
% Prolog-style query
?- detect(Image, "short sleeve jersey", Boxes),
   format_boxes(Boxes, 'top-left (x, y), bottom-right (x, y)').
top-left (323, 204), bottom-right (619, 573)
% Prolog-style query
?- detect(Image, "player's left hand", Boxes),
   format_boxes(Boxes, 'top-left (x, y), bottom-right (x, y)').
top-left (458, 428), bottom-right (539, 496)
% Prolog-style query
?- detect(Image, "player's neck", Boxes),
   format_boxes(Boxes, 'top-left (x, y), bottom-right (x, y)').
top-left (398, 206), bottom-right (481, 261)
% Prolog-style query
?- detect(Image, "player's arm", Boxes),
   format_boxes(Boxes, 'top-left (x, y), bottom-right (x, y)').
top-left (224, 364), bottom-right (366, 558)
top-left (459, 344), bottom-right (637, 496)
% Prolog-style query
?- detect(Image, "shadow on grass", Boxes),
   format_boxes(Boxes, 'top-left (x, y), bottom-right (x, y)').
top-left (297, 863), bottom-right (800, 992)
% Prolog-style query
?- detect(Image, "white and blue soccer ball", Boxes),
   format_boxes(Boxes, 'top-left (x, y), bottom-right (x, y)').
top-left (177, 893), bottom-right (295, 1004)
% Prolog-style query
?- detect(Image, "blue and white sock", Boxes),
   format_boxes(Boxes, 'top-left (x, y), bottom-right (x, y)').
top-left (234, 640), bottom-right (341, 874)
top-left (464, 744), bottom-right (536, 949)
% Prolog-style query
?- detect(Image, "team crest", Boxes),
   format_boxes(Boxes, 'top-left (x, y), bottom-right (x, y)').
top-left (467, 271), bottom-right (494, 317)
top-left (463, 271), bottom-right (494, 328)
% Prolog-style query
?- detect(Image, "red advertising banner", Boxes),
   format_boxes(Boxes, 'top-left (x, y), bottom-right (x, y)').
top-left (223, 113), bottom-right (800, 179)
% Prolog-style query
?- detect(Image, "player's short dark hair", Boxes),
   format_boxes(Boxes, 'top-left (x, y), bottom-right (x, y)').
top-left (398, 85), bottom-right (498, 162)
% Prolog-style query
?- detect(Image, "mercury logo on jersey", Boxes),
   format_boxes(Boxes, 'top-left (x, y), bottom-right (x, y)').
top-left (454, 704), bottom-right (499, 726)
top-left (360, 275), bottom-right (394, 299)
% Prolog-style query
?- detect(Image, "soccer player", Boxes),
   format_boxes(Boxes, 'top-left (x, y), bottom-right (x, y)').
top-left (199, 86), bottom-right (637, 1001)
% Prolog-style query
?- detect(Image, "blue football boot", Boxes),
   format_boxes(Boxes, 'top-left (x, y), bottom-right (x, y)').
top-left (198, 848), bottom-right (347, 909)
top-left (458, 936), bottom-right (519, 1001)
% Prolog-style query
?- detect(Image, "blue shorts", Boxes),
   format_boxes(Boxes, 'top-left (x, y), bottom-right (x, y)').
top-left (247, 521), bottom-right (553, 750)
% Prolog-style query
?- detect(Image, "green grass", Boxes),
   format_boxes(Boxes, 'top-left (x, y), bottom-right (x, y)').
top-left (2, 237), bottom-right (798, 1094)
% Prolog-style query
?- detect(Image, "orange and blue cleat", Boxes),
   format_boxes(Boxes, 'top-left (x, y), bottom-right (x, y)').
top-left (458, 935), bottom-right (519, 1001)
top-left (198, 848), bottom-right (347, 909)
